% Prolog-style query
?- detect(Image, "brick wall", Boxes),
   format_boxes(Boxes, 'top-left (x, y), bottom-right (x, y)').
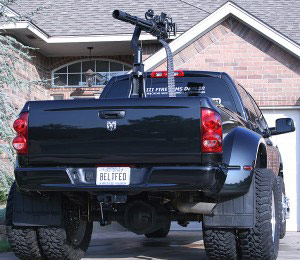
top-left (0, 49), bottom-right (50, 175)
top-left (143, 43), bottom-right (161, 61)
top-left (3, 49), bottom-right (50, 125)
top-left (12, 49), bottom-right (50, 104)
top-left (152, 17), bottom-right (300, 107)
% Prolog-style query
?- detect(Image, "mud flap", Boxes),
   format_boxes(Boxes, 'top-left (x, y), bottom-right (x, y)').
top-left (13, 189), bottom-right (61, 226)
top-left (203, 174), bottom-right (255, 229)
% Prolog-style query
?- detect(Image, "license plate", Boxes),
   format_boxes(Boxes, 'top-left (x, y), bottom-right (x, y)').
top-left (96, 167), bottom-right (130, 186)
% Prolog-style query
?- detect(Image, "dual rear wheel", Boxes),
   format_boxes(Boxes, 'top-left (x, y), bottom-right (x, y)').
top-left (203, 168), bottom-right (282, 260)
top-left (5, 183), bottom-right (93, 260)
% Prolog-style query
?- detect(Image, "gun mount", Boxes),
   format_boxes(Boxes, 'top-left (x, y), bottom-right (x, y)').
top-left (112, 9), bottom-right (176, 98)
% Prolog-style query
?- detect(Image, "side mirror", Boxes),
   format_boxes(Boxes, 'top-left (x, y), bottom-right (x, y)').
top-left (270, 118), bottom-right (295, 136)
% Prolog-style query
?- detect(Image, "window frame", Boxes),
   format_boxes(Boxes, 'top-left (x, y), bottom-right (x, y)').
top-left (235, 83), bottom-right (259, 125)
top-left (236, 83), bottom-right (270, 135)
top-left (246, 91), bottom-right (270, 132)
top-left (51, 59), bottom-right (131, 88)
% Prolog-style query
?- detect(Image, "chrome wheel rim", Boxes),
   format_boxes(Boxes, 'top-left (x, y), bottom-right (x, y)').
top-left (282, 192), bottom-right (286, 223)
top-left (271, 192), bottom-right (276, 242)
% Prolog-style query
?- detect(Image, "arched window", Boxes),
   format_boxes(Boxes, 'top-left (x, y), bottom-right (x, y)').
top-left (52, 59), bottom-right (131, 87)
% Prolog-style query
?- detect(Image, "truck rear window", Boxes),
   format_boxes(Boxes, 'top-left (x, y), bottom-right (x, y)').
top-left (104, 76), bottom-right (236, 112)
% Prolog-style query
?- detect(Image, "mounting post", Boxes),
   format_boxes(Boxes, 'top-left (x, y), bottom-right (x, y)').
top-left (130, 27), bottom-right (146, 98)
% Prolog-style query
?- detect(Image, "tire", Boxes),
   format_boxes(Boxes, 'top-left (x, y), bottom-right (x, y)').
top-left (238, 168), bottom-right (281, 260)
top-left (203, 228), bottom-right (238, 260)
top-left (38, 200), bottom-right (93, 260)
top-left (5, 182), bottom-right (44, 260)
top-left (277, 176), bottom-right (287, 239)
top-left (145, 222), bottom-right (170, 238)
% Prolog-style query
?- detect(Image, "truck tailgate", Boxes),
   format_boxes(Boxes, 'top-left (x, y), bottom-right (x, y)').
top-left (27, 97), bottom-right (202, 165)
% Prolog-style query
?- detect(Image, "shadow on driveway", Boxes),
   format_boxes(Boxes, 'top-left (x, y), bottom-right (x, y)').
top-left (85, 231), bottom-right (207, 260)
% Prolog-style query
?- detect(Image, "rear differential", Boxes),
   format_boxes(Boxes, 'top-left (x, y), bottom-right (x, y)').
top-left (118, 200), bottom-right (170, 235)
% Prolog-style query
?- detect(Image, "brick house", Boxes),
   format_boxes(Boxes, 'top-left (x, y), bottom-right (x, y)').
top-left (2, 1), bottom-right (300, 231)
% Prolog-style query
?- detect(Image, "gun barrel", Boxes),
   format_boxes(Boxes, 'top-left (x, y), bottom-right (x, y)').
top-left (112, 10), bottom-right (154, 32)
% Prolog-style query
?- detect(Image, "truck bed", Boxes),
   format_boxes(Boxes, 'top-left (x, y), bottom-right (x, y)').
top-left (25, 97), bottom-right (204, 166)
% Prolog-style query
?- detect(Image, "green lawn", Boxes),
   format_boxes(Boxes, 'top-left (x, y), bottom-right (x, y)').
top-left (0, 240), bottom-right (10, 253)
top-left (0, 203), bottom-right (9, 253)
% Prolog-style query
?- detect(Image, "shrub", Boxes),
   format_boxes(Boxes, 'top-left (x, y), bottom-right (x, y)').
top-left (0, 1), bottom-right (48, 201)
top-left (0, 165), bottom-right (13, 203)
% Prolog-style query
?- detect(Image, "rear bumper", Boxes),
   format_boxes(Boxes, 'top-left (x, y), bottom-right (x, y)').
top-left (15, 166), bottom-right (226, 192)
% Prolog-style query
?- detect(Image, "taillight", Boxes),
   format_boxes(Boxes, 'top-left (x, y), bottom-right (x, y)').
top-left (13, 118), bottom-right (27, 134)
top-left (12, 112), bottom-right (28, 155)
top-left (12, 136), bottom-right (27, 151)
top-left (151, 70), bottom-right (184, 78)
top-left (201, 108), bottom-right (222, 153)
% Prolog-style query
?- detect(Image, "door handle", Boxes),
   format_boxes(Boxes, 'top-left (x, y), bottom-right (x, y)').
top-left (99, 110), bottom-right (126, 119)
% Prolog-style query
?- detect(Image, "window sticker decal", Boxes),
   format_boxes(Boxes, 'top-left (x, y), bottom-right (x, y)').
top-left (146, 83), bottom-right (206, 96)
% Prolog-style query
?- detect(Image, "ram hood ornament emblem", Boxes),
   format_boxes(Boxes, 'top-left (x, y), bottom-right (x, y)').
top-left (107, 121), bottom-right (117, 131)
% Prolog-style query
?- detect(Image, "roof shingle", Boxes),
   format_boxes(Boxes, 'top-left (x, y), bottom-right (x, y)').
top-left (8, 0), bottom-right (300, 45)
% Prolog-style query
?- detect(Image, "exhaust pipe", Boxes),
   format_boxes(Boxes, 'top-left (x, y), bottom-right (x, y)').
top-left (177, 202), bottom-right (216, 214)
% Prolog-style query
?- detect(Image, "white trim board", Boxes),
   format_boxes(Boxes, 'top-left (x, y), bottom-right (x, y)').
top-left (0, 3), bottom-right (18, 17)
top-left (1, 21), bottom-right (179, 43)
top-left (143, 1), bottom-right (300, 72)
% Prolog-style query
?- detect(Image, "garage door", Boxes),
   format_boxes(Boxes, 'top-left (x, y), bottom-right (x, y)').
top-left (262, 108), bottom-right (300, 232)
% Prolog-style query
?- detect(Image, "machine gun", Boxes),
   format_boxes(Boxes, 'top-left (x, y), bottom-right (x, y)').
top-left (112, 9), bottom-right (177, 98)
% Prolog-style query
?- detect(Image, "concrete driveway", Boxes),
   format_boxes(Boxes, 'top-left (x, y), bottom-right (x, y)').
top-left (1, 230), bottom-right (299, 260)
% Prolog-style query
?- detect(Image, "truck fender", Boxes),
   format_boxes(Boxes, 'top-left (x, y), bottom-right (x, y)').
top-left (203, 127), bottom-right (266, 229)
top-left (216, 126), bottom-right (266, 199)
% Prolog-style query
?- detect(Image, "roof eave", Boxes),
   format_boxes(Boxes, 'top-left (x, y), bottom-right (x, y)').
top-left (0, 20), bottom-right (179, 43)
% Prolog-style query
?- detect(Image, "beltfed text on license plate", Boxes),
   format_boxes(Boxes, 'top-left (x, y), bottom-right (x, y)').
top-left (96, 167), bottom-right (130, 185)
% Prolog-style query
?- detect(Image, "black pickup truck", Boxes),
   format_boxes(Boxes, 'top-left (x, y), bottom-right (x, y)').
top-left (6, 70), bottom-right (294, 260)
